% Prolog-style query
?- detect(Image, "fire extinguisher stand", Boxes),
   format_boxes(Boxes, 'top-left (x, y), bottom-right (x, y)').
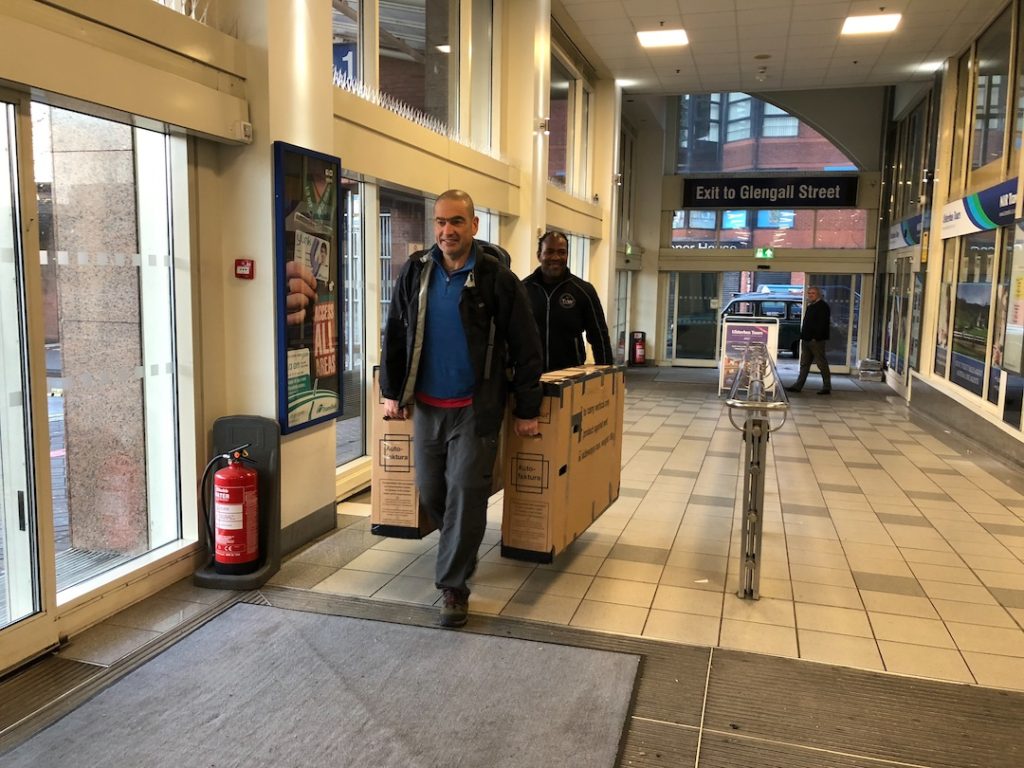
top-left (194, 415), bottom-right (282, 590)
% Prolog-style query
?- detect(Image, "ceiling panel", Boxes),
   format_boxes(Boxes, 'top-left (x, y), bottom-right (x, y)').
top-left (553, 0), bottom-right (1007, 95)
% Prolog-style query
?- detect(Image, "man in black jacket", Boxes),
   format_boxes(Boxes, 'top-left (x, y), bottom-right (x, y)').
top-left (380, 190), bottom-right (542, 628)
top-left (523, 230), bottom-right (614, 371)
top-left (787, 286), bottom-right (832, 394)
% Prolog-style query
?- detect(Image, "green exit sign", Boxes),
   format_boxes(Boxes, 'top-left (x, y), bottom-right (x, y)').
top-left (754, 247), bottom-right (775, 260)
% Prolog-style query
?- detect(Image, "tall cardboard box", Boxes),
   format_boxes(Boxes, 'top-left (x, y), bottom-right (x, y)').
top-left (501, 365), bottom-right (625, 562)
top-left (370, 368), bottom-right (505, 539)
top-left (370, 369), bottom-right (435, 538)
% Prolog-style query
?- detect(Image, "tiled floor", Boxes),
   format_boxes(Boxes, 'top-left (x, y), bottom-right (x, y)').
top-left (54, 367), bottom-right (1024, 695)
top-left (272, 367), bottom-right (1024, 692)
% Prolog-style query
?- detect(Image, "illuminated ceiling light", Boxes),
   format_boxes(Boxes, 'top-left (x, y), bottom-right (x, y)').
top-left (637, 28), bottom-right (688, 48)
top-left (616, 78), bottom-right (640, 88)
top-left (841, 13), bottom-right (901, 35)
top-left (436, 44), bottom-right (451, 53)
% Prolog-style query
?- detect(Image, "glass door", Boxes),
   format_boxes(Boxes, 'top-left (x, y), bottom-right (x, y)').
top-left (665, 272), bottom-right (720, 364)
top-left (807, 273), bottom-right (858, 374)
top-left (0, 92), bottom-right (58, 670)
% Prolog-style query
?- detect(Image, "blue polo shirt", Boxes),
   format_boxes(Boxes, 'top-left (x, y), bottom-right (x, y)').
top-left (416, 246), bottom-right (476, 401)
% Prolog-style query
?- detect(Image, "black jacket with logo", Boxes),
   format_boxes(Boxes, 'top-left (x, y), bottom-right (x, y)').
top-left (380, 244), bottom-right (543, 435)
top-left (522, 267), bottom-right (614, 372)
top-left (800, 299), bottom-right (831, 341)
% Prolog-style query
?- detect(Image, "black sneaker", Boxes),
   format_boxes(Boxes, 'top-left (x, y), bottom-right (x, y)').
top-left (439, 589), bottom-right (468, 628)
top-left (817, 389), bottom-right (831, 395)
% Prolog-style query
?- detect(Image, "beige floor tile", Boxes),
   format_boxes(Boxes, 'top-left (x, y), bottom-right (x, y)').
top-left (537, 553), bottom-right (604, 576)
top-left (919, 580), bottom-right (998, 604)
top-left (789, 563), bottom-right (856, 588)
top-left (944, 622), bottom-right (1024, 656)
top-left (343, 548), bottom-right (420, 574)
top-left (660, 565), bottom-right (727, 592)
top-left (585, 577), bottom-right (658, 608)
top-left (1009, 607), bottom-right (1024, 627)
top-left (268, 560), bottom-right (340, 590)
top-left (501, 592), bottom-right (581, 624)
top-left (312, 569), bottom-right (392, 597)
top-left (469, 561), bottom-right (533, 590)
top-left (858, 590), bottom-right (937, 619)
top-left (518, 569), bottom-right (594, 598)
top-left (372, 575), bottom-right (439, 606)
top-left (877, 641), bottom-right (974, 683)
top-left (975, 570), bottom-right (1024, 590)
top-left (720, 619), bottom-right (798, 657)
top-left (652, 585), bottom-right (724, 617)
top-left (336, 500), bottom-right (371, 516)
top-left (467, 584), bottom-right (517, 615)
top-left (869, 613), bottom-right (956, 648)
top-left (722, 596), bottom-right (795, 627)
top-left (931, 599), bottom-right (1018, 628)
top-left (791, 581), bottom-right (863, 609)
top-left (907, 562), bottom-right (982, 586)
top-left (755, 577), bottom-right (794, 600)
top-left (570, 600), bottom-right (649, 635)
top-left (643, 610), bottom-right (720, 646)
top-left (371, 536), bottom-right (437, 555)
top-left (399, 553), bottom-right (437, 580)
top-left (844, 555), bottom-right (914, 577)
top-left (797, 629), bottom-right (883, 670)
top-left (597, 558), bottom-right (665, 583)
top-left (101, 598), bottom-right (208, 634)
top-left (60, 624), bottom-right (162, 666)
top-left (665, 550), bottom-right (729, 572)
top-left (962, 652), bottom-right (1024, 691)
top-left (787, 547), bottom-right (846, 569)
top-left (795, 603), bottom-right (873, 637)
top-left (478, 546), bottom-right (534, 567)
top-left (899, 548), bottom-right (965, 567)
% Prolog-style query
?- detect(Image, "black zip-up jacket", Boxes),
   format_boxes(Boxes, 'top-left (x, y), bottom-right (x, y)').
top-left (522, 267), bottom-right (614, 372)
top-left (800, 299), bottom-right (831, 341)
top-left (380, 245), bottom-right (543, 435)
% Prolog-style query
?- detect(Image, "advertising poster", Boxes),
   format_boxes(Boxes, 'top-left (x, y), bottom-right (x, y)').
top-left (273, 142), bottom-right (343, 434)
top-left (718, 318), bottom-right (778, 394)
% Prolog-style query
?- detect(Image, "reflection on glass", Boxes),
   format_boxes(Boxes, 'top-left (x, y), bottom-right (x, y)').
top-left (548, 56), bottom-right (572, 187)
top-left (1003, 223), bottom-right (1024, 373)
top-left (808, 274), bottom-right (856, 368)
top-left (971, 7), bottom-right (1011, 170)
top-left (331, 0), bottom-right (361, 82)
top-left (672, 272), bottom-right (718, 360)
top-left (379, 0), bottom-right (457, 129)
top-left (989, 227), bottom-right (1014, 404)
top-left (337, 178), bottom-right (365, 466)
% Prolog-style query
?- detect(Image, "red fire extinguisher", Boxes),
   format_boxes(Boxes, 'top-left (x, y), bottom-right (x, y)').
top-left (633, 336), bottom-right (646, 365)
top-left (202, 445), bottom-right (260, 575)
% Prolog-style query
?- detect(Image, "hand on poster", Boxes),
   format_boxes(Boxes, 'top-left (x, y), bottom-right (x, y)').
top-left (286, 259), bottom-right (317, 325)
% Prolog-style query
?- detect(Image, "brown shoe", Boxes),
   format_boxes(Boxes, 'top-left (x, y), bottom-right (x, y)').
top-left (439, 588), bottom-right (468, 628)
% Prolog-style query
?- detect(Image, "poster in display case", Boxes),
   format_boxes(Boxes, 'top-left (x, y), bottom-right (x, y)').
top-left (272, 141), bottom-right (343, 434)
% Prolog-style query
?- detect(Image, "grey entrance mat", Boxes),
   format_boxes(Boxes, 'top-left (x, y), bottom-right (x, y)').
top-left (2, 603), bottom-right (639, 768)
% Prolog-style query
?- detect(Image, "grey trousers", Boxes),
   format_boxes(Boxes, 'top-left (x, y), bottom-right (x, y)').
top-left (413, 402), bottom-right (500, 596)
top-left (795, 339), bottom-right (831, 390)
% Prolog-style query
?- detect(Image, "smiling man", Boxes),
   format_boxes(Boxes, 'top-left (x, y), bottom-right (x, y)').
top-left (523, 229), bottom-right (613, 372)
top-left (380, 189), bottom-right (542, 628)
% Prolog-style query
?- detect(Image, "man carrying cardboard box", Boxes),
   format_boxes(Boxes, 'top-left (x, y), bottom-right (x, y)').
top-left (380, 189), bottom-right (542, 628)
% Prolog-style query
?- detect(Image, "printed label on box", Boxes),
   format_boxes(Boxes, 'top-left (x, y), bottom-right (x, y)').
top-left (511, 452), bottom-right (549, 493)
top-left (375, 479), bottom-right (418, 526)
top-left (507, 499), bottom-right (549, 551)
top-left (379, 434), bottom-right (413, 472)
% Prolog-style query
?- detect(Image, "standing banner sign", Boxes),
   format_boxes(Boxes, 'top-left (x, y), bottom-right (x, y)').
top-left (273, 142), bottom-right (343, 434)
top-left (719, 317), bottom-right (779, 395)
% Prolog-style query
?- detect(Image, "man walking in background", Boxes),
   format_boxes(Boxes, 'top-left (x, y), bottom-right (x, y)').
top-left (523, 230), bottom-right (613, 372)
top-left (787, 285), bottom-right (832, 395)
top-left (380, 190), bottom-right (542, 628)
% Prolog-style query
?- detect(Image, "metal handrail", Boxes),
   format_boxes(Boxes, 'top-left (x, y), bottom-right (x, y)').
top-left (723, 342), bottom-right (789, 600)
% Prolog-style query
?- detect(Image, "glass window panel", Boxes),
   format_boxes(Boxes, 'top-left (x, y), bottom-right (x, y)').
top-left (813, 209), bottom-right (867, 248)
top-left (379, 0), bottom-right (458, 129)
top-left (378, 186), bottom-right (429, 343)
top-left (548, 56), bottom-right (573, 187)
top-left (688, 210), bottom-right (716, 229)
top-left (331, 0), bottom-right (361, 82)
top-left (677, 93), bottom-right (855, 172)
top-left (337, 178), bottom-right (365, 466)
top-left (971, 8), bottom-right (1011, 171)
top-left (756, 210), bottom-right (794, 229)
top-left (1004, 222), bottom-right (1024, 374)
top-left (753, 210), bottom-right (813, 248)
top-left (721, 210), bottom-right (747, 229)
top-left (989, 227), bottom-right (1013, 403)
top-left (33, 104), bottom-right (183, 590)
top-left (468, 0), bottom-right (492, 149)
